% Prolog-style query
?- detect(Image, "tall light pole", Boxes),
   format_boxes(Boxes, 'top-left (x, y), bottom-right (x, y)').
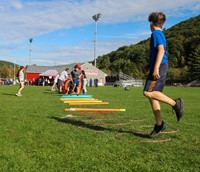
top-left (13, 62), bottom-right (16, 85)
top-left (29, 38), bottom-right (33, 66)
top-left (92, 13), bottom-right (101, 67)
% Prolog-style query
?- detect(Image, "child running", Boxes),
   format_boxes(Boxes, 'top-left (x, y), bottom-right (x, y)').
top-left (143, 12), bottom-right (184, 138)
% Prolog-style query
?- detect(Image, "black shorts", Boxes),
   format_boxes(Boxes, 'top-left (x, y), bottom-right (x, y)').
top-left (144, 62), bottom-right (168, 92)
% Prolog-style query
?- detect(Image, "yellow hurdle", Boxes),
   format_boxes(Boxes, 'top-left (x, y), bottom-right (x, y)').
top-left (64, 100), bottom-right (102, 103)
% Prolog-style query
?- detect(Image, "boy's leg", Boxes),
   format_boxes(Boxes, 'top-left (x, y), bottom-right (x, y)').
top-left (76, 80), bottom-right (80, 94)
top-left (149, 98), bottom-right (162, 125)
top-left (59, 85), bottom-right (62, 92)
top-left (144, 91), bottom-right (176, 106)
top-left (144, 91), bottom-right (183, 121)
top-left (149, 98), bottom-right (167, 138)
top-left (72, 80), bottom-right (76, 93)
top-left (58, 79), bottom-right (62, 93)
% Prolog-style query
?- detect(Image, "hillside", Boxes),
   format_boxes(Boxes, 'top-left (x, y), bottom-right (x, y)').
top-left (0, 60), bottom-right (18, 67)
top-left (96, 15), bottom-right (200, 81)
top-left (0, 60), bottom-right (19, 78)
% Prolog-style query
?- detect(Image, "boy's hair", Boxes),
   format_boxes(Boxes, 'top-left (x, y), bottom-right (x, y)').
top-left (148, 12), bottom-right (166, 28)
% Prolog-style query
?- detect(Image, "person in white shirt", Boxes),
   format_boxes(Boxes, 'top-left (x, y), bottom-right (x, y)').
top-left (16, 66), bottom-right (25, 96)
top-left (51, 73), bottom-right (60, 91)
top-left (58, 68), bottom-right (69, 93)
top-left (82, 70), bottom-right (87, 94)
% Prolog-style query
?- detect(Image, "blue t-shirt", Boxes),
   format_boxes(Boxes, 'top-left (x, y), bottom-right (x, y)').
top-left (149, 30), bottom-right (168, 71)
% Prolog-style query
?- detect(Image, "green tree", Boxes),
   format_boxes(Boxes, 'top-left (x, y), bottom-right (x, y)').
top-left (96, 15), bottom-right (200, 81)
top-left (0, 65), bottom-right (10, 78)
top-left (188, 46), bottom-right (200, 80)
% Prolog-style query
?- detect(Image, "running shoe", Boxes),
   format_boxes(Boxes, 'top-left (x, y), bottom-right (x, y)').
top-left (149, 121), bottom-right (167, 138)
top-left (173, 98), bottom-right (184, 121)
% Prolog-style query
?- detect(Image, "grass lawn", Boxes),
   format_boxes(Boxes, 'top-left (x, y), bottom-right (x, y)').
top-left (0, 85), bottom-right (199, 171)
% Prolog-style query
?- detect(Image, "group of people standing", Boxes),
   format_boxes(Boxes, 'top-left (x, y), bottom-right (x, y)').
top-left (51, 64), bottom-right (87, 95)
top-left (15, 64), bottom-right (88, 97)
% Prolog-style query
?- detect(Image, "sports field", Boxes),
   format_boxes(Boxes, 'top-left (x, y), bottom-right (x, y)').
top-left (0, 85), bottom-right (199, 171)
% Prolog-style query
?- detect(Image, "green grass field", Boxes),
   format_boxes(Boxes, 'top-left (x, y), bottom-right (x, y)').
top-left (0, 85), bottom-right (199, 171)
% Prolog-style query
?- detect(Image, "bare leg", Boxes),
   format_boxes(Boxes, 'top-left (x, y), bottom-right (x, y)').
top-left (59, 86), bottom-right (62, 93)
top-left (76, 86), bottom-right (79, 94)
top-left (18, 82), bottom-right (24, 94)
top-left (51, 83), bottom-right (56, 91)
top-left (72, 84), bottom-right (76, 93)
top-left (149, 99), bottom-right (162, 125)
top-left (144, 91), bottom-right (176, 106)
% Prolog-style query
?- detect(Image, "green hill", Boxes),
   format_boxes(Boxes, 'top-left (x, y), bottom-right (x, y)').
top-left (0, 60), bottom-right (19, 78)
top-left (0, 60), bottom-right (19, 67)
top-left (97, 15), bottom-right (200, 81)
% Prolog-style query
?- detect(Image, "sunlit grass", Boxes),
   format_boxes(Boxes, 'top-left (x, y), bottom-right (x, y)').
top-left (0, 85), bottom-right (199, 171)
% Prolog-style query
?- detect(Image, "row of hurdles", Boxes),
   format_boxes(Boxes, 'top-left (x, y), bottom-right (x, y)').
top-left (60, 94), bottom-right (126, 112)
top-left (59, 94), bottom-right (178, 143)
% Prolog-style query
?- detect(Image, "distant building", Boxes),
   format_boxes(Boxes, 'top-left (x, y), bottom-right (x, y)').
top-left (26, 62), bottom-right (107, 86)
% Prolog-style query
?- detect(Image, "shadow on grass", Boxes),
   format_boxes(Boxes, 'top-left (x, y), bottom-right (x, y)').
top-left (2, 93), bottom-right (16, 96)
top-left (50, 116), bottom-right (150, 139)
top-left (50, 116), bottom-right (109, 132)
top-left (43, 91), bottom-right (62, 96)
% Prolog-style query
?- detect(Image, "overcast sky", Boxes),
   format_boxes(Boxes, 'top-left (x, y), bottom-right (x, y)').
top-left (0, 0), bottom-right (199, 66)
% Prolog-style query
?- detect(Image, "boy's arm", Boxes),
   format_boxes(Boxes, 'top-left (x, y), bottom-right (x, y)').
top-left (153, 45), bottom-right (164, 80)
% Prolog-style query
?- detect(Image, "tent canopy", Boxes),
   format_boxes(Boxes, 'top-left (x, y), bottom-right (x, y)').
top-left (39, 69), bottom-right (58, 77)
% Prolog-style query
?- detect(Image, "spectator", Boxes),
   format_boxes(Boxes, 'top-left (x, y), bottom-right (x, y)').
top-left (16, 66), bottom-right (25, 96)
top-left (82, 70), bottom-right (87, 94)
top-left (58, 68), bottom-right (69, 93)
top-left (89, 78), bottom-right (92, 87)
top-left (51, 73), bottom-right (60, 91)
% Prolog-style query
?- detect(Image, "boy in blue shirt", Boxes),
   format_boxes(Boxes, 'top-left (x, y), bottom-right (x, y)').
top-left (143, 12), bottom-right (184, 138)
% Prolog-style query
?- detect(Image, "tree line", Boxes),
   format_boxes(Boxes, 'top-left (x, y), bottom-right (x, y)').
top-left (1, 16), bottom-right (199, 82)
top-left (96, 15), bottom-right (200, 82)
top-left (0, 61), bottom-right (19, 78)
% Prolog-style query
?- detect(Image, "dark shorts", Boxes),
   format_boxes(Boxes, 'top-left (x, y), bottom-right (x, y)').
top-left (58, 79), bottom-right (63, 88)
top-left (144, 62), bottom-right (168, 92)
top-left (73, 78), bottom-right (80, 86)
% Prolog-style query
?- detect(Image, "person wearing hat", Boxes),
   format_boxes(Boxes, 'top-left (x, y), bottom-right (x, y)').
top-left (70, 64), bottom-right (82, 95)
top-left (58, 68), bottom-right (69, 93)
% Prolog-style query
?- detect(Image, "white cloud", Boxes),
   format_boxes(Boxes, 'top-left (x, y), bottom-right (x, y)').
top-left (0, 0), bottom-right (199, 43)
top-left (11, 0), bottom-right (24, 10)
top-left (0, 0), bottom-right (199, 65)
